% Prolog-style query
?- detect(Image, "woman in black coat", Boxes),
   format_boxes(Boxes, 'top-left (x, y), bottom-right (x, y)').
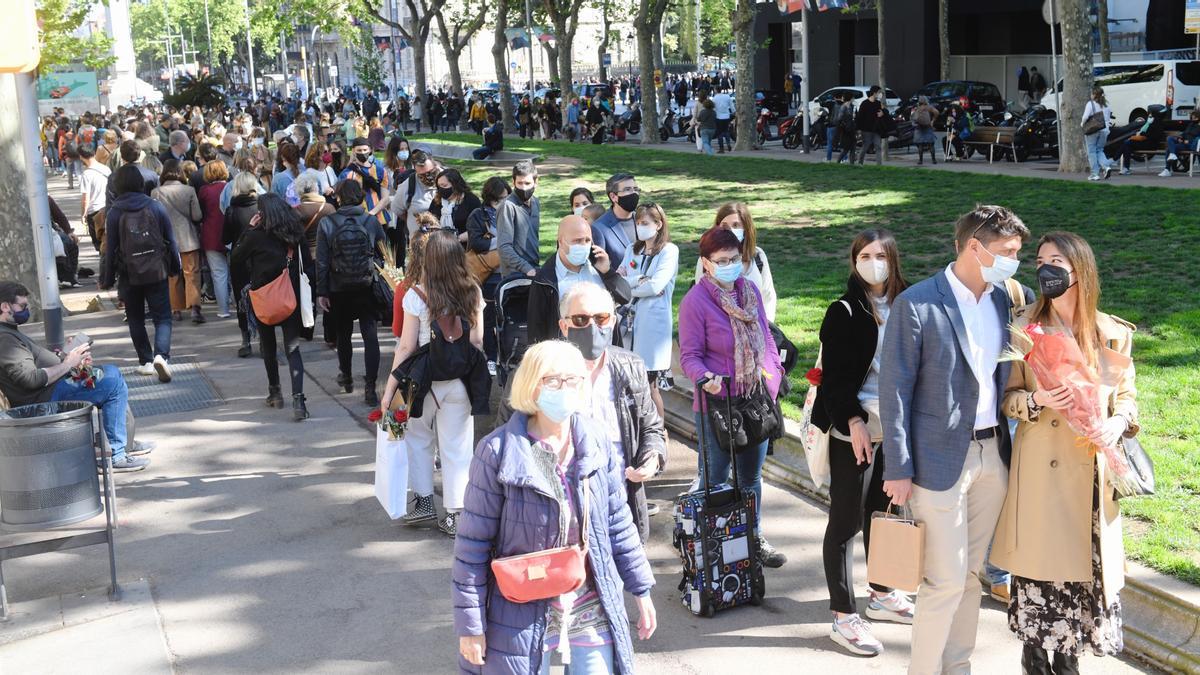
top-left (224, 173), bottom-right (261, 358)
top-left (229, 193), bottom-right (316, 421)
top-left (428, 168), bottom-right (482, 243)
top-left (463, 176), bottom-right (509, 364)
top-left (813, 228), bottom-right (913, 656)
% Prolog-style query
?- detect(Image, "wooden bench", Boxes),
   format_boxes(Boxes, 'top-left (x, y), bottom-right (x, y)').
top-left (960, 125), bottom-right (1020, 163)
top-left (1125, 130), bottom-right (1199, 176)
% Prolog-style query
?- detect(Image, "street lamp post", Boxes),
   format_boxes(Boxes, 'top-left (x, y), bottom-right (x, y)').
top-left (244, 0), bottom-right (257, 98)
top-left (203, 0), bottom-right (213, 68)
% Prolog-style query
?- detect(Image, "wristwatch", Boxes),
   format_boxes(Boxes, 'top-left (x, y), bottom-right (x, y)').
top-left (1026, 391), bottom-right (1043, 419)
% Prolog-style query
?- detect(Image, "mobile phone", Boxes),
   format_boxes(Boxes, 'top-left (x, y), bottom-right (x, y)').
top-left (64, 331), bottom-right (93, 352)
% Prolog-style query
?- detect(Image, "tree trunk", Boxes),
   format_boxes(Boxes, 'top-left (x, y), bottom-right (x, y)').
top-left (732, 0), bottom-right (755, 150)
top-left (653, 24), bottom-right (669, 120)
top-left (636, 4), bottom-right (660, 145)
top-left (557, 20), bottom-right (576, 126)
top-left (0, 74), bottom-right (40, 306)
top-left (1058, 0), bottom-right (1093, 173)
top-left (492, 0), bottom-right (517, 132)
top-left (938, 0), bottom-right (950, 80)
top-left (1097, 0), bottom-right (1111, 62)
top-left (541, 42), bottom-right (560, 87)
top-left (412, 38), bottom-right (428, 103)
top-left (878, 0), bottom-right (888, 160)
top-left (598, 1), bottom-right (611, 82)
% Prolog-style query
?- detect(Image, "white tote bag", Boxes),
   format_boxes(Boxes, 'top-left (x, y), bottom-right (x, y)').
top-left (51, 232), bottom-right (66, 258)
top-left (374, 426), bottom-right (410, 520)
top-left (298, 270), bottom-right (315, 328)
top-left (799, 300), bottom-right (851, 490)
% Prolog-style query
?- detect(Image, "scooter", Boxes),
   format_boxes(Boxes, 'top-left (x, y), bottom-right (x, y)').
top-left (616, 106), bottom-right (642, 137)
top-left (755, 107), bottom-right (781, 146)
top-left (659, 109), bottom-right (692, 142)
top-left (779, 109), bottom-right (808, 150)
top-left (1008, 105), bottom-right (1059, 161)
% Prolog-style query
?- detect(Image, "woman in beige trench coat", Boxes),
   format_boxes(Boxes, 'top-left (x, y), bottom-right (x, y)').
top-left (990, 232), bottom-right (1139, 674)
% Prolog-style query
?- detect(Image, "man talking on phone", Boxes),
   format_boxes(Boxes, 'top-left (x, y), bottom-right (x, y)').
top-left (525, 215), bottom-right (632, 345)
top-left (0, 281), bottom-right (151, 472)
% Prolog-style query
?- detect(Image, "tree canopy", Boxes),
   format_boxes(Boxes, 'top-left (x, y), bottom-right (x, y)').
top-left (36, 0), bottom-right (116, 71)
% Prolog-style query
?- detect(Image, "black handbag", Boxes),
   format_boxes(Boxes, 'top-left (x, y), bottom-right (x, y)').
top-left (703, 380), bottom-right (781, 452)
top-left (1114, 436), bottom-right (1155, 499)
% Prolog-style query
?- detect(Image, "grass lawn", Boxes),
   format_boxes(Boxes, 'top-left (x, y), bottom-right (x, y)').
top-left (411, 132), bottom-right (1200, 585)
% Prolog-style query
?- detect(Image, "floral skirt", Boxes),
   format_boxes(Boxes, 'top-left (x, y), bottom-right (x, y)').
top-left (1008, 471), bottom-right (1124, 657)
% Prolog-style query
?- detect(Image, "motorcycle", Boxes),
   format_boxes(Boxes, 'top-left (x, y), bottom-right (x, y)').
top-left (616, 106), bottom-right (642, 137)
top-left (1008, 105), bottom-right (1059, 161)
top-left (755, 107), bottom-right (781, 146)
top-left (779, 109), bottom-right (808, 150)
top-left (659, 108), bottom-right (692, 142)
top-left (801, 105), bottom-right (831, 150)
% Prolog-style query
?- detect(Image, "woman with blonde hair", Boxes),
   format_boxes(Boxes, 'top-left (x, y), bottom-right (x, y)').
top-left (381, 230), bottom-right (485, 536)
top-left (692, 201), bottom-right (777, 321)
top-left (452, 339), bottom-right (657, 673)
top-left (991, 231), bottom-right (1139, 674)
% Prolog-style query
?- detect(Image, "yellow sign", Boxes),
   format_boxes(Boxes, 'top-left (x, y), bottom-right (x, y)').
top-left (1187, 0), bottom-right (1200, 34)
top-left (653, 69), bottom-right (662, 87)
top-left (0, 2), bottom-right (40, 73)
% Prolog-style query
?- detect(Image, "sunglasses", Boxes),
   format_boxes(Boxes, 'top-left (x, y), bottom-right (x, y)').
top-left (566, 313), bottom-right (611, 328)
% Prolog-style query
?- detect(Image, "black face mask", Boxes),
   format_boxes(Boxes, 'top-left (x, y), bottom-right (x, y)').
top-left (616, 192), bottom-right (639, 213)
top-left (355, 152), bottom-right (371, 164)
top-left (437, 186), bottom-right (455, 200)
top-left (566, 322), bottom-right (613, 361)
top-left (513, 186), bottom-right (535, 202)
top-left (1037, 264), bottom-right (1073, 299)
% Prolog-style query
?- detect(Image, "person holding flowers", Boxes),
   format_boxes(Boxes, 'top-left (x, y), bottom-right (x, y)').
top-left (813, 229), bottom-right (912, 657)
top-left (990, 231), bottom-right (1139, 674)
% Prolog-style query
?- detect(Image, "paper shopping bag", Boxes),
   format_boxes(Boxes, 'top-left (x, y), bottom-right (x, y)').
top-left (298, 271), bottom-right (315, 328)
top-left (374, 426), bottom-right (409, 520)
top-left (866, 507), bottom-right (925, 593)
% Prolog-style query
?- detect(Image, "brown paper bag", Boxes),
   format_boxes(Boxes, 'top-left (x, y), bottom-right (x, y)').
top-left (866, 507), bottom-right (925, 593)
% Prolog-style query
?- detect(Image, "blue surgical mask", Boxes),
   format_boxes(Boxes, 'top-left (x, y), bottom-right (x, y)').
top-left (537, 387), bottom-right (578, 424)
top-left (976, 246), bottom-right (1020, 284)
top-left (730, 228), bottom-right (745, 242)
top-left (565, 243), bottom-right (591, 267)
top-left (397, 150), bottom-right (410, 161)
top-left (712, 261), bottom-right (742, 284)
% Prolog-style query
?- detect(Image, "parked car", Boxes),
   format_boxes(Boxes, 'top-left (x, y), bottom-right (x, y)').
top-left (898, 80), bottom-right (1006, 128)
top-left (810, 86), bottom-right (901, 115)
top-left (1040, 60), bottom-right (1200, 127)
top-left (578, 83), bottom-right (613, 101)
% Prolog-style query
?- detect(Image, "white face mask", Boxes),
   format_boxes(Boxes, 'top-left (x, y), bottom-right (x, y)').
top-left (975, 244), bottom-right (1020, 284)
top-left (636, 224), bottom-right (658, 242)
top-left (573, 205), bottom-right (586, 217)
top-left (730, 227), bottom-right (745, 242)
top-left (856, 259), bottom-right (889, 286)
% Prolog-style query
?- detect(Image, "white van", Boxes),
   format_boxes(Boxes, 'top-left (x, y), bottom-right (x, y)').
top-left (1042, 60), bottom-right (1200, 125)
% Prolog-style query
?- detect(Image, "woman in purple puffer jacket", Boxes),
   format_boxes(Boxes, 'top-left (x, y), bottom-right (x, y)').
top-left (453, 340), bottom-right (657, 674)
top-left (678, 227), bottom-right (786, 569)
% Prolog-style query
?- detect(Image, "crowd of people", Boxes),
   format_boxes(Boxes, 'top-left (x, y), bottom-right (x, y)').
top-left (5, 95), bottom-right (1144, 675)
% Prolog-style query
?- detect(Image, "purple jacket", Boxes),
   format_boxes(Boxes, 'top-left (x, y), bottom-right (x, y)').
top-left (678, 276), bottom-right (783, 411)
top-left (452, 412), bottom-right (655, 674)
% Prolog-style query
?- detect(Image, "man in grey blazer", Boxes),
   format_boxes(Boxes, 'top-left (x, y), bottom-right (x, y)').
top-left (590, 172), bottom-right (640, 266)
top-left (879, 205), bottom-right (1030, 675)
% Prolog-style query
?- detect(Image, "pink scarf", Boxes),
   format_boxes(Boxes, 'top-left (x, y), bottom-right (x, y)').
top-left (703, 276), bottom-right (765, 394)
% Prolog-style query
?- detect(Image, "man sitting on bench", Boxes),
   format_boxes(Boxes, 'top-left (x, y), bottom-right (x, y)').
top-left (1117, 111), bottom-right (1165, 175)
top-left (1161, 110), bottom-right (1200, 177)
top-left (0, 281), bottom-right (152, 472)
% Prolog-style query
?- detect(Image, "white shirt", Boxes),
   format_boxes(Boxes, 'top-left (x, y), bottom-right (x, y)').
top-left (555, 254), bottom-right (603, 302)
top-left (401, 286), bottom-right (433, 346)
top-left (587, 353), bottom-right (623, 461)
top-left (79, 163), bottom-right (111, 214)
top-left (944, 264), bottom-right (1001, 430)
top-left (712, 92), bottom-right (733, 120)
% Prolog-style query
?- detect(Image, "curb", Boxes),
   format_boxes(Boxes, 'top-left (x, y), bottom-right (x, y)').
top-left (661, 382), bottom-right (1196, 673)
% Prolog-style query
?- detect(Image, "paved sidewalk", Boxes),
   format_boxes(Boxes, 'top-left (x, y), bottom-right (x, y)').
top-left (0, 174), bottom-right (1155, 672)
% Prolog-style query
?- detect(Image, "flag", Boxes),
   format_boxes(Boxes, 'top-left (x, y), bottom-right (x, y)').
top-left (510, 36), bottom-right (529, 50)
top-left (817, 0), bottom-right (846, 11)
top-left (373, 36), bottom-right (391, 51)
top-left (538, 32), bottom-right (555, 43)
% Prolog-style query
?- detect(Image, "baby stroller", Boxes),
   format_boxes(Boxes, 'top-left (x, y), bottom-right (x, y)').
top-left (494, 274), bottom-right (534, 388)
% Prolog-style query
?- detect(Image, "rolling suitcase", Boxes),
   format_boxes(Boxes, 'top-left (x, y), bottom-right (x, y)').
top-left (672, 379), bottom-right (766, 617)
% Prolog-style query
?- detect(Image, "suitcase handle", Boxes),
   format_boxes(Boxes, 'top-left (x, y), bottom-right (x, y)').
top-left (695, 375), bottom-right (742, 504)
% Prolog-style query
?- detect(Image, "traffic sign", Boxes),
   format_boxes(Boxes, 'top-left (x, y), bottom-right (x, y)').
top-left (1187, 0), bottom-right (1200, 34)
top-left (602, 53), bottom-right (612, 67)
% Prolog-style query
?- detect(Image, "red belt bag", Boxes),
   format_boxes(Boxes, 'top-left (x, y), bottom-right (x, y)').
top-left (490, 477), bottom-right (589, 604)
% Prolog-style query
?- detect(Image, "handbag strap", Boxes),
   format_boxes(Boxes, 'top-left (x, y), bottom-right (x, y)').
top-left (578, 475), bottom-right (590, 551)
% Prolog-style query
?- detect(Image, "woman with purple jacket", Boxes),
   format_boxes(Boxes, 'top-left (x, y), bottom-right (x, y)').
top-left (678, 227), bottom-right (786, 569)
top-left (453, 340), bottom-right (657, 674)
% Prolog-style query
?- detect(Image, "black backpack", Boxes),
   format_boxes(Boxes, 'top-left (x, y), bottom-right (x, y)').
top-left (119, 207), bottom-right (168, 285)
top-left (329, 213), bottom-right (375, 288)
top-left (414, 288), bottom-right (474, 381)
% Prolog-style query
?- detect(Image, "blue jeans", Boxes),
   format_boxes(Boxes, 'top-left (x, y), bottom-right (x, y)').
top-left (205, 250), bottom-right (232, 316)
top-left (538, 642), bottom-right (615, 675)
top-left (120, 279), bottom-right (172, 365)
top-left (700, 128), bottom-right (715, 155)
top-left (51, 364), bottom-right (129, 459)
top-left (695, 411), bottom-right (769, 526)
top-left (825, 126), bottom-right (836, 160)
top-left (1084, 127), bottom-right (1112, 176)
top-left (472, 146), bottom-right (494, 160)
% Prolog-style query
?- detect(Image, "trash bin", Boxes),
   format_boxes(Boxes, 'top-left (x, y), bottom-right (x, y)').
top-left (0, 401), bottom-right (102, 530)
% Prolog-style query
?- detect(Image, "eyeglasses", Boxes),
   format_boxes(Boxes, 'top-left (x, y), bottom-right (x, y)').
top-left (567, 313), bottom-right (612, 328)
top-left (540, 375), bottom-right (584, 390)
top-left (709, 255), bottom-right (742, 267)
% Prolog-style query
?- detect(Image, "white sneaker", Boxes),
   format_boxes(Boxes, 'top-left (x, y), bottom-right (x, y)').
top-left (135, 362), bottom-right (156, 376)
top-left (1119, 168), bottom-right (1132, 176)
top-left (865, 590), bottom-right (915, 624)
top-left (830, 614), bottom-right (883, 656)
top-left (1088, 174), bottom-right (1101, 181)
top-left (1159, 168), bottom-right (1173, 177)
top-left (1168, 152), bottom-right (1178, 161)
top-left (152, 355), bottom-right (172, 383)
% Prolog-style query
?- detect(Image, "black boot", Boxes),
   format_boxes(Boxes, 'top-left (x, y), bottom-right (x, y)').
top-left (1022, 644), bottom-right (1053, 675)
top-left (292, 393), bottom-right (309, 421)
top-left (364, 382), bottom-right (379, 408)
top-left (237, 335), bottom-right (252, 358)
top-left (265, 386), bottom-right (284, 408)
top-left (1051, 651), bottom-right (1080, 675)
top-left (336, 372), bottom-right (353, 394)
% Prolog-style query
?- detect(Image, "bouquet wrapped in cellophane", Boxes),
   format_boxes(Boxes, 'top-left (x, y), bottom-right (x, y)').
top-left (376, 242), bottom-right (404, 290)
top-left (1001, 322), bottom-right (1136, 492)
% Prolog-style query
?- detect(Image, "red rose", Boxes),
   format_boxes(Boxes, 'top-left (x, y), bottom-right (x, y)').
top-left (393, 410), bottom-right (409, 423)
top-left (805, 368), bottom-right (823, 386)
top-left (367, 409), bottom-right (383, 422)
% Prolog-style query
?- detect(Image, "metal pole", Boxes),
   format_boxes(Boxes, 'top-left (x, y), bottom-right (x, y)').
top-left (386, 0), bottom-right (399, 97)
top-left (524, 0), bottom-right (535, 95)
top-left (204, 0), bottom-right (213, 68)
top-left (16, 72), bottom-right (63, 349)
top-left (244, 0), bottom-right (257, 98)
top-left (1049, 0), bottom-right (1062, 153)
top-left (801, 6), bottom-right (810, 144)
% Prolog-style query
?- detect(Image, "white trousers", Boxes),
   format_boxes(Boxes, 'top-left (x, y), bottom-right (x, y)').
top-left (908, 436), bottom-right (1008, 675)
top-left (406, 379), bottom-right (474, 511)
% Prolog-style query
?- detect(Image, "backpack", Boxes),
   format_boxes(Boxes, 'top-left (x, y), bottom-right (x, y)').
top-left (329, 213), bottom-right (375, 289)
top-left (837, 107), bottom-right (856, 134)
top-left (413, 287), bottom-right (474, 381)
top-left (914, 107), bottom-right (932, 129)
top-left (119, 207), bottom-right (168, 285)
